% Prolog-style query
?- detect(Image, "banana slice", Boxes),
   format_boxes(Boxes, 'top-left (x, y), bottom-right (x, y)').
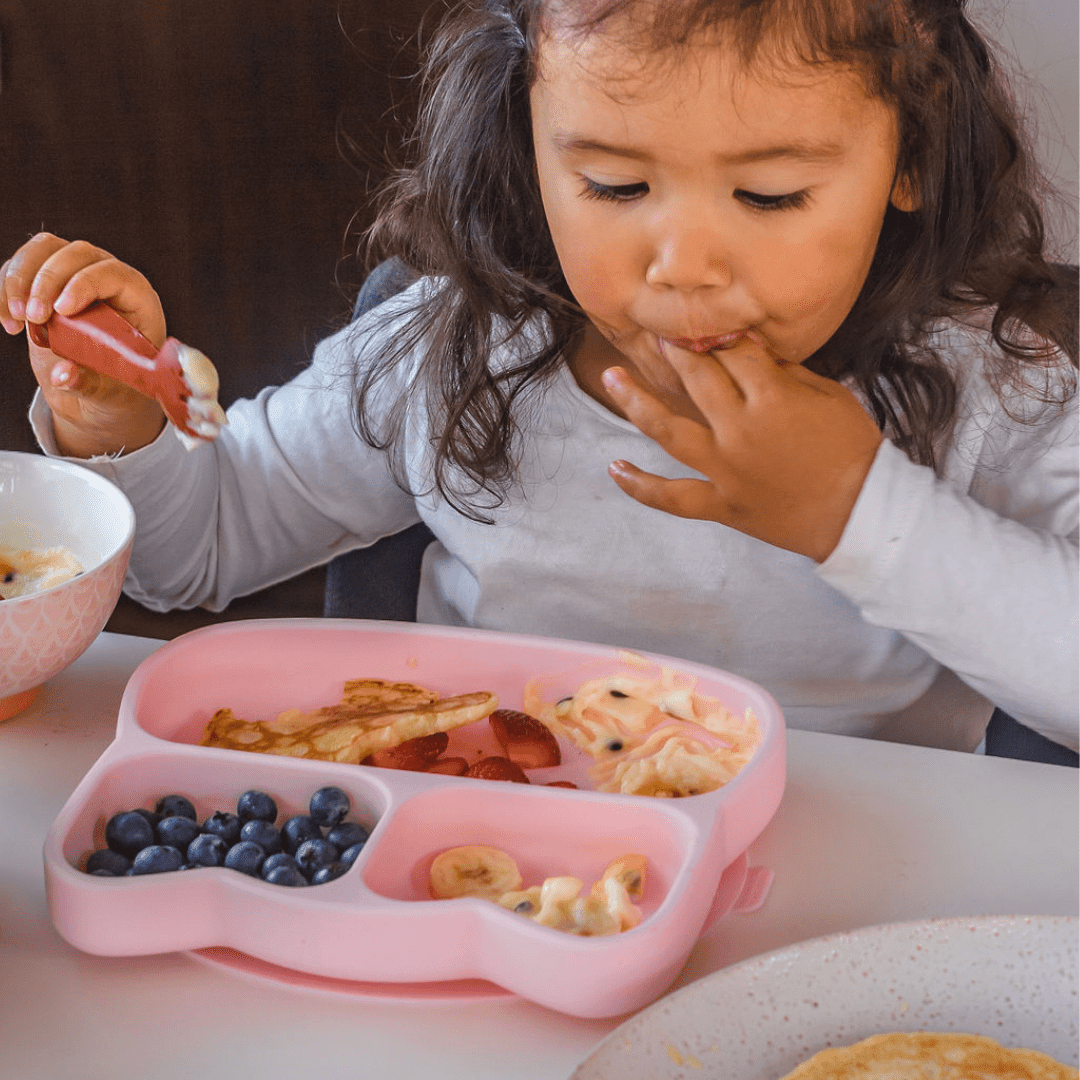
top-left (592, 853), bottom-right (647, 902)
top-left (597, 875), bottom-right (643, 931)
top-left (533, 875), bottom-right (585, 931)
top-left (431, 846), bottom-right (648, 936)
top-left (495, 886), bottom-right (543, 915)
top-left (568, 893), bottom-right (622, 936)
top-left (428, 845), bottom-right (523, 900)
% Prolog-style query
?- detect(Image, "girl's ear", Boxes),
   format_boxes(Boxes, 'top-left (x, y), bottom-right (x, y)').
top-left (891, 172), bottom-right (920, 212)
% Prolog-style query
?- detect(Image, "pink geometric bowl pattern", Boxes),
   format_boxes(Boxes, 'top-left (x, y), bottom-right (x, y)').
top-left (0, 545), bottom-right (131, 698)
top-left (0, 450), bottom-right (135, 706)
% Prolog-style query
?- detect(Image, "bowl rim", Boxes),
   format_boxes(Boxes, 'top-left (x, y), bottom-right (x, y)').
top-left (0, 449), bottom-right (136, 603)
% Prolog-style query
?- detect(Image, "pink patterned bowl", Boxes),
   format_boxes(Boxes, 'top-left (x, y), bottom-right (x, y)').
top-left (0, 451), bottom-right (135, 719)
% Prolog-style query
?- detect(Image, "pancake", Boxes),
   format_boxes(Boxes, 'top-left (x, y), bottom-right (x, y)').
top-left (779, 1032), bottom-right (1078, 1079)
top-left (201, 678), bottom-right (498, 764)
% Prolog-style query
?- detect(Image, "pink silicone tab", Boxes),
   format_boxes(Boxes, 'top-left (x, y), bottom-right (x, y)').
top-left (733, 865), bottom-right (773, 914)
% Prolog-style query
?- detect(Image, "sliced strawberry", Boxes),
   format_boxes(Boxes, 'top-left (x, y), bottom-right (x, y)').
top-left (425, 756), bottom-right (470, 776)
top-left (545, 781), bottom-right (578, 789)
top-left (465, 756), bottom-right (531, 783)
top-left (488, 709), bottom-right (561, 769)
top-left (362, 732), bottom-right (450, 771)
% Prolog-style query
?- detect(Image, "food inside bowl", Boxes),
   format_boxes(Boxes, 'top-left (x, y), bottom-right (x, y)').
top-left (429, 844), bottom-right (647, 936)
top-left (778, 1031), bottom-right (1078, 1079)
top-left (0, 543), bottom-right (84, 599)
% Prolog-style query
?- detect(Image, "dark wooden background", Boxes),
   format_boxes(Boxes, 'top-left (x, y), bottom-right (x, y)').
top-left (0, 0), bottom-right (440, 637)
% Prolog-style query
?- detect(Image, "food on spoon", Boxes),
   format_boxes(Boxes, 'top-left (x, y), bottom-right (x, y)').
top-left (429, 847), bottom-right (647, 936)
top-left (428, 845), bottom-right (523, 900)
top-left (0, 544), bottom-right (83, 599)
top-left (27, 301), bottom-right (228, 447)
top-left (526, 662), bottom-right (761, 797)
top-left (488, 709), bottom-right (562, 769)
top-left (464, 756), bottom-right (531, 783)
top-left (778, 1032), bottom-right (1078, 1079)
top-left (200, 678), bottom-right (498, 764)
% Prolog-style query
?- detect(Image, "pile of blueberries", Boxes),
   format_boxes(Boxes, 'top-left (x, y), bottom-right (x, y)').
top-left (83, 785), bottom-right (369, 887)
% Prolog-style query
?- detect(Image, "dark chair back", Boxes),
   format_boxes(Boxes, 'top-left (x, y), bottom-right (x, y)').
top-left (323, 258), bottom-right (432, 620)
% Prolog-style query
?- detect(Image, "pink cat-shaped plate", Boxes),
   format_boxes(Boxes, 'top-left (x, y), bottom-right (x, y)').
top-left (43, 618), bottom-right (786, 1018)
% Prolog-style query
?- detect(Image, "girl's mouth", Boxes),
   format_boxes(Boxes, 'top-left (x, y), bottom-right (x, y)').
top-left (662, 331), bottom-right (746, 353)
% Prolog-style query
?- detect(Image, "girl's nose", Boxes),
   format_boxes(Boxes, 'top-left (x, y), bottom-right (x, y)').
top-left (645, 217), bottom-right (731, 291)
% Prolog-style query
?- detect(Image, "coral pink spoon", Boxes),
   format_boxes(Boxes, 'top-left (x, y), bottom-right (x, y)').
top-left (27, 301), bottom-right (226, 446)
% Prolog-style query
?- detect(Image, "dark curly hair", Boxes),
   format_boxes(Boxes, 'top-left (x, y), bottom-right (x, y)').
top-left (354, 0), bottom-right (1076, 521)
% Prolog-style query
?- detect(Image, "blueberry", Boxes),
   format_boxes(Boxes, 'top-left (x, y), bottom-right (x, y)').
top-left (186, 833), bottom-right (229, 867)
top-left (90, 868), bottom-right (118, 877)
top-left (280, 815), bottom-right (322, 855)
top-left (130, 845), bottom-right (184, 874)
top-left (339, 841), bottom-right (366, 868)
top-left (237, 790), bottom-right (277, 824)
top-left (86, 848), bottom-right (132, 876)
top-left (295, 838), bottom-right (339, 879)
top-left (263, 864), bottom-right (308, 887)
top-left (224, 840), bottom-right (266, 877)
top-left (154, 794), bottom-right (198, 821)
top-left (156, 815), bottom-right (202, 851)
top-left (201, 811), bottom-right (241, 845)
top-left (105, 811), bottom-right (156, 859)
top-left (311, 862), bottom-right (348, 885)
top-left (240, 818), bottom-right (281, 855)
top-left (132, 807), bottom-right (162, 831)
top-left (308, 786), bottom-right (350, 828)
top-left (326, 821), bottom-right (369, 852)
top-left (261, 852), bottom-right (300, 877)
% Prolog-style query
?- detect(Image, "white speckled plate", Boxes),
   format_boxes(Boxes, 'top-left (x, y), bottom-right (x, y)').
top-left (569, 915), bottom-right (1078, 1079)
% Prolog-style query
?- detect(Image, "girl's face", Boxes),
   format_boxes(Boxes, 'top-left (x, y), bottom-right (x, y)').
top-left (530, 27), bottom-right (913, 412)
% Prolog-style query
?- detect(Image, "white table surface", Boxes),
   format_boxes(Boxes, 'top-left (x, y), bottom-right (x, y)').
top-left (1, 631), bottom-right (1077, 1080)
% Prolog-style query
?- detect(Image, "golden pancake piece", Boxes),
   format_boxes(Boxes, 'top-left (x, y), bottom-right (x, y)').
top-left (779, 1032), bottom-right (1078, 1080)
top-left (201, 678), bottom-right (497, 764)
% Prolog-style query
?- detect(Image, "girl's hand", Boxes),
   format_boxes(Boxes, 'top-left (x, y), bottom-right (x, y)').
top-left (601, 335), bottom-right (883, 563)
top-left (0, 233), bottom-right (167, 458)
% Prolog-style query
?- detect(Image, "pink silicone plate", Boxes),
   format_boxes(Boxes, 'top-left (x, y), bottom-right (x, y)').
top-left (43, 618), bottom-right (786, 1018)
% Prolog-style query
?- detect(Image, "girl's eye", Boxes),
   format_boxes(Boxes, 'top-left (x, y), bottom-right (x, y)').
top-left (735, 189), bottom-right (809, 211)
top-left (580, 177), bottom-right (649, 203)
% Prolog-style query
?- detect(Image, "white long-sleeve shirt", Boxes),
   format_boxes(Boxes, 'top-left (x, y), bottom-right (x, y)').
top-left (31, 285), bottom-right (1079, 752)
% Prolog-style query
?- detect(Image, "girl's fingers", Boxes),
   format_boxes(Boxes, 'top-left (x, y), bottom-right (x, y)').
top-left (608, 461), bottom-right (722, 520)
top-left (1, 234), bottom-right (69, 324)
top-left (27, 240), bottom-right (116, 318)
top-left (4, 235), bottom-right (166, 348)
top-left (657, 337), bottom-right (747, 415)
top-left (601, 366), bottom-right (718, 472)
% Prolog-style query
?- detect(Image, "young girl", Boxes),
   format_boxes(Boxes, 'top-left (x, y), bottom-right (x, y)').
top-left (2, 0), bottom-right (1076, 753)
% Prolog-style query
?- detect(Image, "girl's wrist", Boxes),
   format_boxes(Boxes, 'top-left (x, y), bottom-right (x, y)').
top-left (51, 406), bottom-right (167, 459)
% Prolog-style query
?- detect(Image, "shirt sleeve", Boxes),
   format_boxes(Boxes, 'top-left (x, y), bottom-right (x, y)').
top-left (817, 372), bottom-right (1079, 749)
top-left (28, 320), bottom-right (421, 613)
